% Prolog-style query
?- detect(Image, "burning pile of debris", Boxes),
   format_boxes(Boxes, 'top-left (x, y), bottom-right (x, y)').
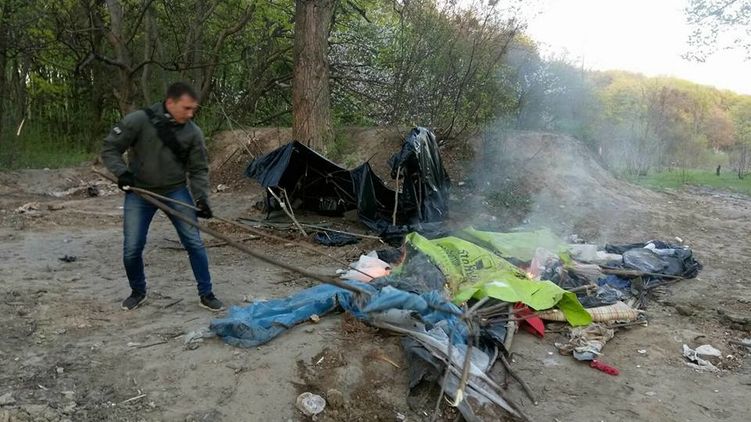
top-left (210, 228), bottom-right (702, 420)
top-left (208, 128), bottom-right (703, 420)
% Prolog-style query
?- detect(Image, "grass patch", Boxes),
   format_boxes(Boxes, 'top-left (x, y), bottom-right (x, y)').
top-left (628, 169), bottom-right (751, 196)
top-left (0, 137), bottom-right (93, 170)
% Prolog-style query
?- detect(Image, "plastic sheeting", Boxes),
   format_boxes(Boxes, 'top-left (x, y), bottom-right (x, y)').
top-left (404, 232), bottom-right (592, 326)
top-left (458, 227), bottom-right (568, 263)
top-left (244, 128), bottom-right (451, 240)
top-left (606, 240), bottom-right (703, 278)
top-left (388, 127), bottom-right (451, 223)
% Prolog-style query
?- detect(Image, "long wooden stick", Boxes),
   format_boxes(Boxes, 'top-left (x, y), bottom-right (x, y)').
top-left (220, 219), bottom-right (377, 280)
top-left (298, 223), bottom-right (383, 241)
top-left (92, 170), bottom-right (368, 295)
top-left (93, 169), bottom-right (377, 280)
top-left (392, 166), bottom-right (401, 226)
top-left (499, 353), bottom-right (538, 406)
top-left (267, 188), bottom-right (308, 236)
top-left (239, 218), bottom-right (382, 240)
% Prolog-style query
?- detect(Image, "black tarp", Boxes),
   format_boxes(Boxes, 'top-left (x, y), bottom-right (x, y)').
top-left (245, 141), bottom-right (356, 215)
top-left (389, 127), bottom-right (451, 222)
top-left (244, 128), bottom-right (451, 238)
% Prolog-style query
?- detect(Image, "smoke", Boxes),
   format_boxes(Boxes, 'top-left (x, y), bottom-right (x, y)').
top-left (455, 123), bottom-right (642, 245)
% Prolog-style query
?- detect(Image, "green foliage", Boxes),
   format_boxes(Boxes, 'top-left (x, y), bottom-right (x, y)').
top-left (0, 127), bottom-right (92, 170)
top-left (2, 0), bottom-right (751, 173)
top-left (326, 130), bottom-right (354, 163)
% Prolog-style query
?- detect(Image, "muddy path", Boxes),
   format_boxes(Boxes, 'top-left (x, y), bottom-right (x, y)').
top-left (0, 166), bottom-right (749, 422)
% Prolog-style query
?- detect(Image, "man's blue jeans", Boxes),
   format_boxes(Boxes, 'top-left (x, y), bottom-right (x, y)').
top-left (123, 186), bottom-right (212, 296)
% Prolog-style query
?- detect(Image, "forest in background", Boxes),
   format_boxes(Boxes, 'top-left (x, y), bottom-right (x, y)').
top-left (1, 0), bottom-right (751, 178)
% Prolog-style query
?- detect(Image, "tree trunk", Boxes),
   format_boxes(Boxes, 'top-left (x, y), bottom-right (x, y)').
top-left (0, 44), bottom-right (7, 145)
top-left (103, 0), bottom-right (137, 113)
top-left (292, 0), bottom-right (334, 151)
top-left (0, 0), bottom-right (11, 145)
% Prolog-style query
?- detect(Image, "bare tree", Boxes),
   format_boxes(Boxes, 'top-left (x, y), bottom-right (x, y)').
top-left (685, 0), bottom-right (751, 61)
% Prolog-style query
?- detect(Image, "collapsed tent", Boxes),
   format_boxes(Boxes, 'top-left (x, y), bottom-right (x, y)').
top-left (244, 127), bottom-right (450, 237)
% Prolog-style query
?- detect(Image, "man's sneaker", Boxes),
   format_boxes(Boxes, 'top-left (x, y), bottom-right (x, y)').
top-left (199, 293), bottom-right (224, 311)
top-left (121, 292), bottom-right (147, 310)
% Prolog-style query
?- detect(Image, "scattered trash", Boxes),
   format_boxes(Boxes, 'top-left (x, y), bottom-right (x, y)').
top-left (569, 244), bottom-right (621, 265)
top-left (210, 228), bottom-right (703, 420)
top-left (310, 314), bottom-right (320, 323)
top-left (578, 285), bottom-right (623, 308)
top-left (313, 231), bottom-right (359, 247)
top-left (556, 324), bottom-right (615, 361)
top-left (590, 359), bottom-right (619, 376)
top-left (184, 327), bottom-right (216, 350)
top-left (296, 392), bottom-right (326, 417)
top-left (694, 344), bottom-right (721, 358)
top-left (216, 183), bottom-right (228, 192)
top-left (16, 202), bottom-right (40, 214)
top-left (58, 255), bottom-right (78, 263)
top-left (337, 251), bottom-right (391, 282)
top-left (607, 240), bottom-right (702, 278)
top-left (538, 301), bottom-right (641, 323)
top-left (682, 344), bottom-right (720, 372)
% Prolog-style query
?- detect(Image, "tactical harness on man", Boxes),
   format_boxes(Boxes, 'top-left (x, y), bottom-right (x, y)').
top-left (142, 107), bottom-right (190, 165)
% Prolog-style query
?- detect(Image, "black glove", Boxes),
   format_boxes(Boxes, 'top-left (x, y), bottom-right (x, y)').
top-left (117, 171), bottom-right (136, 191)
top-left (195, 199), bottom-right (213, 219)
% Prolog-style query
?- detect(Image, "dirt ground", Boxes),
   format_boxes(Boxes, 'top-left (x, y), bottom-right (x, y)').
top-left (1, 131), bottom-right (750, 422)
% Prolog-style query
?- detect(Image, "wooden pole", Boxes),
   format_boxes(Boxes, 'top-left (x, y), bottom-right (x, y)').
top-left (267, 187), bottom-right (308, 236)
top-left (392, 166), bottom-right (401, 226)
top-left (92, 169), bottom-right (369, 295)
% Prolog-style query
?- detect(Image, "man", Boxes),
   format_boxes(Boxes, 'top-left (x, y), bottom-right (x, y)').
top-left (101, 82), bottom-right (224, 312)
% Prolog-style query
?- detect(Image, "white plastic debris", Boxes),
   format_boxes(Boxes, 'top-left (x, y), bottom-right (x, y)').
top-left (568, 244), bottom-right (621, 265)
top-left (568, 244), bottom-right (598, 262)
top-left (184, 327), bottom-right (216, 349)
top-left (337, 251), bottom-right (391, 282)
top-left (296, 392), bottom-right (326, 416)
top-left (682, 344), bottom-right (720, 372)
top-left (694, 344), bottom-right (721, 358)
top-left (528, 248), bottom-right (559, 279)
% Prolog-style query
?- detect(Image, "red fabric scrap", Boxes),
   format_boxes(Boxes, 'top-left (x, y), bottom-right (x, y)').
top-left (590, 359), bottom-right (619, 376)
top-left (513, 303), bottom-right (545, 337)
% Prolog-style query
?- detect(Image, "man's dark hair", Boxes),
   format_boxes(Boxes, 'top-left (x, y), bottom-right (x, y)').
top-left (166, 82), bottom-right (199, 101)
